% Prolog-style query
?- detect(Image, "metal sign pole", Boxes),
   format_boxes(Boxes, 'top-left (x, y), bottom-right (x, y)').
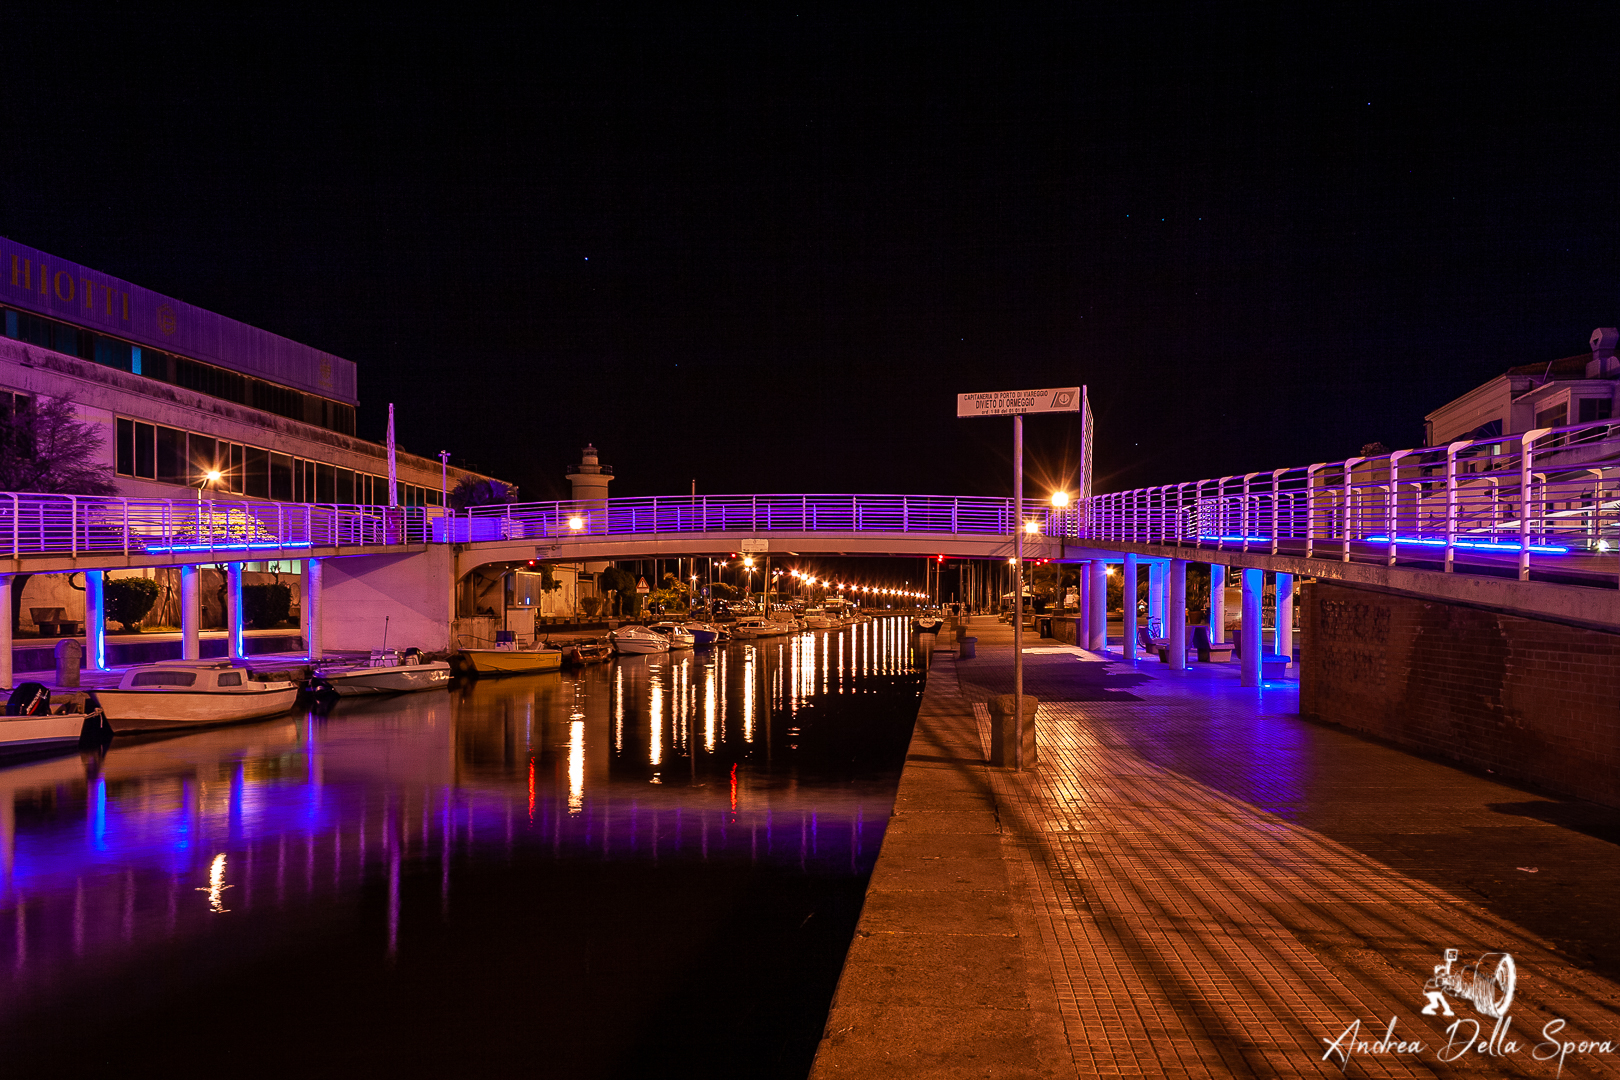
top-left (1014, 413), bottom-right (1024, 771)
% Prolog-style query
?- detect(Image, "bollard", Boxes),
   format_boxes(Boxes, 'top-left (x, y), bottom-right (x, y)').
top-left (958, 636), bottom-right (977, 659)
top-left (54, 639), bottom-right (83, 688)
top-left (987, 693), bottom-right (1038, 767)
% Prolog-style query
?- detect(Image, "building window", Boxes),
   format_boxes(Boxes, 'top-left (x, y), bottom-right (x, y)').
top-left (115, 418), bottom-right (157, 478)
top-left (156, 426), bottom-right (187, 483)
top-left (336, 468), bottom-right (354, 505)
top-left (1535, 403), bottom-right (1568, 429)
top-left (1578, 398), bottom-right (1612, 424)
top-left (270, 453), bottom-right (293, 501)
top-left (244, 446), bottom-right (270, 499)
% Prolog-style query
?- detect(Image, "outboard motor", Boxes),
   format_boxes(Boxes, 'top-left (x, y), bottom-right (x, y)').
top-left (6, 683), bottom-right (51, 717)
top-left (403, 647), bottom-right (424, 666)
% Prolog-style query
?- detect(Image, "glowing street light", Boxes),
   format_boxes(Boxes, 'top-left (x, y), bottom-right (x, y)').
top-left (1050, 490), bottom-right (1070, 508)
top-left (1023, 519), bottom-right (1041, 535)
top-left (568, 514), bottom-right (584, 531)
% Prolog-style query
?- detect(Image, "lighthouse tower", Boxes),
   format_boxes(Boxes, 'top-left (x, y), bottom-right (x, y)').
top-left (566, 444), bottom-right (613, 506)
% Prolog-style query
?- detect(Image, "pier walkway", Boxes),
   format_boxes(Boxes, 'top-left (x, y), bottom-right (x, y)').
top-left (812, 620), bottom-right (1620, 1078)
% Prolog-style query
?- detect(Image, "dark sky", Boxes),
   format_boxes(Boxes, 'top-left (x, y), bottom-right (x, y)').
top-left (3, 6), bottom-right (1617, 504)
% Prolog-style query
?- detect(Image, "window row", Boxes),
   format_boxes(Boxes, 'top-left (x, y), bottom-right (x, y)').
top-left (4, 306), bottom-right (356, 435)
top-left (114, 418), bottom-right (441, 507)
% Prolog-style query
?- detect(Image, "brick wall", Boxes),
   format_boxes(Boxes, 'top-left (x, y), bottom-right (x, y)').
top-left (1300, 581), bottom-right (1620, 808)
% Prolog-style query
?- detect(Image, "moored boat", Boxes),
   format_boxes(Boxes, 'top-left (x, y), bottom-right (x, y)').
top-left (460, 643), bottom-right (565, 675)
top-left (95, 661), bottom-right (302, 733)
top-left (563, 639), bottom-right (612, 666)
top-left (2, 684), bottom-right (114, 755)
top-left (685, 622), bottom-right (727, 645)
top-left (646, 622), bottom-right (696, 649)
top-left (609, 625), bottom-right (672, 654)
top-left (311, 649), bottom-right (452, 696)
top-left (912, 616), bottom-right (943, 633)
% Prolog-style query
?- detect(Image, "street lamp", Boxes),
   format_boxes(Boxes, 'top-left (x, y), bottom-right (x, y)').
top-left (1050, 490), bottom-right (1070, 508)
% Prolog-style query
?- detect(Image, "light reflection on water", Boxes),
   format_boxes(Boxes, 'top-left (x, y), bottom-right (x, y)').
top-left (0, 616), bottom-right (927, 1074)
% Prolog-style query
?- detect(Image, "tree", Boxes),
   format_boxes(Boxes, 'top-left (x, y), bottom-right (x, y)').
top-left (242, 583), bottom-right (293, 629)
top-left (449, 475), bottom-right (517, 510)
top-left (599, 566), bottom-right (639, 617)
top-left (0, 394), bottom-right (117, 495)
top-left (104, 577), bottom-right (160, 633)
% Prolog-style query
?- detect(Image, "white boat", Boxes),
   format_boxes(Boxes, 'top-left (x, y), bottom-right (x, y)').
top-left (646, 622), bottom-right (696, 649)
top-left (95, 660), bottom-right (301, 733)
top-left (610, 625), bottom-right (672, 654)
top-left (312, 649), bottom-right (452, 696)
top-left (802, 608), bottom-right (833, 628)
top-left (730, 617), bottom-right (774, 639)
top-left (2, 684), bottom-right (113, 755)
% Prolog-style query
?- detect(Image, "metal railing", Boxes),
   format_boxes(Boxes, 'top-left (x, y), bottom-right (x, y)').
top-left (443, 494), bottom-right (1022, 543)
top-left (1055, 417), bottom-right (1620, 584)
top-left (0, 494), bottom-right (431, 563)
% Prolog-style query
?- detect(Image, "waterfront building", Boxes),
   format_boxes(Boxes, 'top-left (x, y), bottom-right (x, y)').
top-left (1424, 326), bottom-right (1618, 446)
top-left (2, 236), bottom-right (503, 640)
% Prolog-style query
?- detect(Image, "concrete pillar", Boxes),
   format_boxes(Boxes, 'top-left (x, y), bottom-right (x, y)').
top-left (1122, 553), bottom-right (1138, 660)
top-left (1275, 572), bottom-right (1295, 662)
top-left (0, 575), bottom-right (12, 691)
top-left (83, 570), bottom-right (106, 671)
top-left (181, 565), bottom-right (200, 660)
top-left (1241, 567), bottom-right (1263, 687)
top-left (1209, 564), bottom-right (1226, 644)
top-left (1148, 562), bottom-right (1165, 636)
top-left (1077, 562), bottom-right (1091, 647)
top-left (1089, 559), bottom-right (1107, 651)
top-left (1168, 560), bottom-right (1187, 670)
top-left (227, 563), bottom-right (245, 660)
top-left (305, 557), bottom-right (324, 658)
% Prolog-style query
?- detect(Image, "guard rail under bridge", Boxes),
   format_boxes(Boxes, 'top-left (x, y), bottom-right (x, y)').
top-left (444, 495), bottom-right (1059, 577)
top-left (1051, 416), bottom-right (1620, 631)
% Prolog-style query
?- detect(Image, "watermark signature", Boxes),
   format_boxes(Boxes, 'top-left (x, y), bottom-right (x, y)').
top-left (1320, 947), bottom-right (1614, 1076)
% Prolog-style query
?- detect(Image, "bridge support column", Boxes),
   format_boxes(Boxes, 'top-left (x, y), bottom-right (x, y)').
top-left (1148, 562), bottom-right (1165, 636)
top-left (1275, 572), bottom-right (1294, 662)
top-left (304, 558), bottom-right (324, 659)
top-left (84, 570), bottom-right (105, 672)
top-left (180, 566), bottom-right (200, 660)
top-left (1209, 564), bottom-right (1226, 644)
top-left (1241, 568), bottom-right (1263, 687)
top-left (1122, 553), bottom-right (1138, 660)
top-left (1077, 562), bottom-right (1091, 647)
top-left (1090, 559), bottom-right (1108, 651)
top-left (1168, 560), bottom-right (1187, 670)
top-left (227, 563), bottom-right (245, 661)
top-left (0, 575), bottom-right (12, 690)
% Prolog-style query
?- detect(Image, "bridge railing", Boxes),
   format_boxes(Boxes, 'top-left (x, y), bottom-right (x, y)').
top-left (443, 494), bottom-right (1023, 543)
top-left (1060, 417), bottom-right (1620, 582)
top-left (0, 494), bottom-right (431, 562)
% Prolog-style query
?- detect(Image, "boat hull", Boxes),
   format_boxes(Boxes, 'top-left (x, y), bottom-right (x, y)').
top-left (0, 712), bottom-right (102, 755)
top-left (96, 687), bottom-right (302, 732)
top-left (319, 662), bottom-right (452, 695)
top-left (461, 649), bottom-right (563, 675)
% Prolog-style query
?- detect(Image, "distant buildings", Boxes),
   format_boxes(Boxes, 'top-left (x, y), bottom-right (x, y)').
top-left (1424, 327), bottom-right (1618, 446)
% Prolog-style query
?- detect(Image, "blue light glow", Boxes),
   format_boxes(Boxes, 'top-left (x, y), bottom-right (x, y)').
top-left (1198, 534), bottom-right (1570, 554)
top-left (143, 542), bottom-right (315, 554)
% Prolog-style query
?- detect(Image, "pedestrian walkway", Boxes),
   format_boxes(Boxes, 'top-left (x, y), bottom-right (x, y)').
top-left (812, 619), bottom-right (1620, 1078)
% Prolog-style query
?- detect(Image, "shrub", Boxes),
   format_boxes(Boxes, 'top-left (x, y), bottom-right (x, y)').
top-left (242, 583), bottom-right (293, 629)
top-left (579, 596), bottom-right (603, 618)
top-left (105, 577), bottom-right (161, 633)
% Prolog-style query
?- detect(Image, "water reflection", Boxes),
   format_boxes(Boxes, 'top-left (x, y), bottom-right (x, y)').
top-left (0, 617), bottom-right (926, 1074)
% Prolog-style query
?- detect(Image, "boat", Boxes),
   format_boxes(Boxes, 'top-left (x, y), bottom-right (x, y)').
top-left (609, 625), bottom-right (671, 654)
top-left (685, 622), bottom-right (727, 645)
top-left (310, 648), bottom-right (452, 696)
top-left (460, 642), bottom-right (565, 675)
top-left (563, 639), bottom-right (612, 666)
top-left (802, 608), bottom-right (833, 628)
top-left (912, 615), bottom-right (944, 634)
top-left (646, 622), bottom-right (696, 649)
top-left (730, 617), bottom-right (774, 639)
top-left (95, 660), bottom-right (302, 733)
top-left (2, 683), bottom-right (114, 755)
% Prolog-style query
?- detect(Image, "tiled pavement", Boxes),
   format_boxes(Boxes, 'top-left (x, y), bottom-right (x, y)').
top-left (812, 620), bottom-right (1620, 1078)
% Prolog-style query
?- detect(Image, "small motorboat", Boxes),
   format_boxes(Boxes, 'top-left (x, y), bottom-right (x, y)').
top-left (95, 660), bottom-right (302, 733)
top-left (646, 622), bottom-right (696, 649)
top-left (912, 616), bottom-right (944, 634)
top-left (802, 608), bottom-right (833, 628)
top-left (310, 648), bottom-right (452, 696)
top-left (2, 684), bottom-right (114, 755)
top-left (563, 639), bottom-right (612, 666)
top-left (609, 625), bottom-right (671, 654)
top-left (460, 642), bottom-right (565, 676)
top-left (730, 617), bottom-right (774, 639)
top-left (685, 622), bottom-right (727, 646)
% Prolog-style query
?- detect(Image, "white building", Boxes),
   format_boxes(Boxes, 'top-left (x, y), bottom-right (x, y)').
top-left (1424, 327), bottom-right (1618, 446)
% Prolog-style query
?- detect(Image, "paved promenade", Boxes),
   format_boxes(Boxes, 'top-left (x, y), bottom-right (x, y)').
top-left (811, 619), bottom-right (1620, 1078)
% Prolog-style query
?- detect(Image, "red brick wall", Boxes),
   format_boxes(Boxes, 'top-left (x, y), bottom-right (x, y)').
top-left (1300, 581), bottom-right (1620, 808)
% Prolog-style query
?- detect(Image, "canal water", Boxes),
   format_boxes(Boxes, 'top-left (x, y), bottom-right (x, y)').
top-left (0, 617), bottom-right (931, 1079)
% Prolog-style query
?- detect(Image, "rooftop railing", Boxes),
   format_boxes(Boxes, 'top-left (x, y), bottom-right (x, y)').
top-left (1054, 417), bottom-right (1620, 585)
top-left (0, 495), bottom-right (431, 563)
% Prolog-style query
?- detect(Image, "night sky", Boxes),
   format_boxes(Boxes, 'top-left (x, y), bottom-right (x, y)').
top-left (3, 6), bottom-right (1617, 505)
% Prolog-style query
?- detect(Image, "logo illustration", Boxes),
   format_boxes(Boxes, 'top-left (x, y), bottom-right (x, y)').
top-left (1422, 948), bottom-right (1516, 1020)
top-left (156, 304), bottom-right (177, 335)
top-left (1051, 390), bottom-right (1075, 408)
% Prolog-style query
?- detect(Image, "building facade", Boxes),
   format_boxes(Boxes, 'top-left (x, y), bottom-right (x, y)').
top-left (1424, 327), bottom-right (1618, 446)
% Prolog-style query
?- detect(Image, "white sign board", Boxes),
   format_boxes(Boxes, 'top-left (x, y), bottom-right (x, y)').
top-left (636, 577), bottom-right (650, 594)
top-left (956, 387), bottom-right (1082, 418)
top-left (740, 539), bottom-right (769, 552)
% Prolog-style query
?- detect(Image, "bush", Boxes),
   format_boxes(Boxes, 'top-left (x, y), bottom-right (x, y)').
top-left (242, 583), bottom-right (293, 629)
top-left (579, 596), bottom-right (603, 618)
top-left (105, 577), bottom-right (161, 633)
